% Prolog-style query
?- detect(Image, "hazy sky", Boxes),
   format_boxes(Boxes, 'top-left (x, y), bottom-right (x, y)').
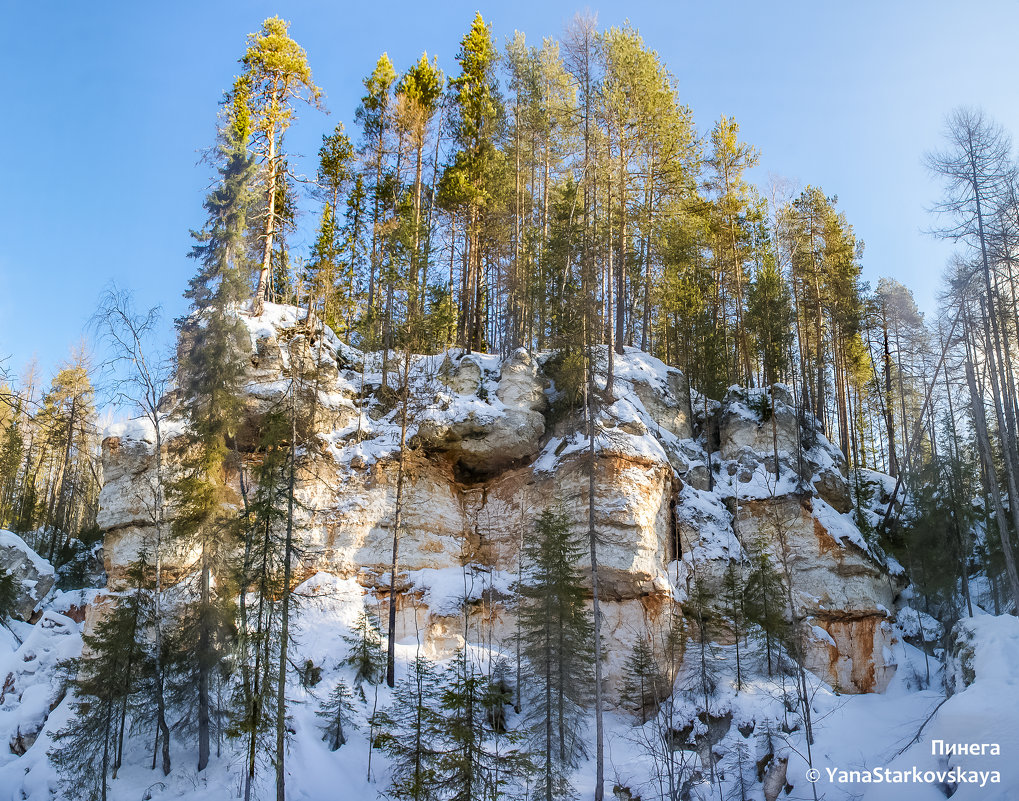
top-left (3, 0), bottom-right (1016, 381)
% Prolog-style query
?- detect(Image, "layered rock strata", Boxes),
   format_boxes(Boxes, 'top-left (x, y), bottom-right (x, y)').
top-left (98, 304), bottom-right (903, 698)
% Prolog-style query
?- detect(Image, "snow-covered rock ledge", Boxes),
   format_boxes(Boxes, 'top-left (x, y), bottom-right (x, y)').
top-left (97, 303), bottom-right (905, 698)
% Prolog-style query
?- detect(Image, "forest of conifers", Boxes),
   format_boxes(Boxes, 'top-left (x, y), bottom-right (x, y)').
top-left (3, 10), bottom-right (1019, 801)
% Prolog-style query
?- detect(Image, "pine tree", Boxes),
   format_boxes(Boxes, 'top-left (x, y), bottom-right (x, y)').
top-left (356, 53), bottom-right (397, 343)
top-left (0, 402), bottom-right (25, 528)
top-left (238, 16), bottom-right (323, 313)
top-left (444, 12), bottom-right (503, 351)
top-left (38, 356), bottom-right (98, 559)
top-left (396, 54), bottom-right (445, 320)
top-left (706, 116), bottom-right (760, 384)
top-left (309, 123), bottom-right (355, 332)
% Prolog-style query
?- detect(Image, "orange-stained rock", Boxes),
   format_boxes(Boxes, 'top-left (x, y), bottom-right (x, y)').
top-left (805, 614), bottom-right (899, 694)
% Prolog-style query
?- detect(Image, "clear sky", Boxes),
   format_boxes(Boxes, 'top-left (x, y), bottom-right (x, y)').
top-left (2, 0), bottom-right (1016, 381)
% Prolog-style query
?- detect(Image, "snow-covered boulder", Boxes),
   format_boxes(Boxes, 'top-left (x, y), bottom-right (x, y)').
top-left (414, 349), bottom-right (547, 473)
top-left (0, 611), bottom-right (80, 758)
top-left (0, 532), bottom-right (55, 623)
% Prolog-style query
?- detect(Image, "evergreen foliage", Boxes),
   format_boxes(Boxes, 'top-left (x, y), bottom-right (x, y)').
top-left (317, 678), bottom-right (358, 751)
top-left (518, 507), bottom-right (594, 801)
top-left (51, 559), bottom-right (155, 801)
top-left (343, 605), bottom-right (386, 698)
top-left (432, 649), bottom-right (529, 801)
top-left (374, 655), bottom-right (443, 800)
top-left (19, 13), bottom-right (1019, 801)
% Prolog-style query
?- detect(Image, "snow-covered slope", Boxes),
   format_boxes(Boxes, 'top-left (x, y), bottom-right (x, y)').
top-left (4, 562), bottom-right (1017, 801)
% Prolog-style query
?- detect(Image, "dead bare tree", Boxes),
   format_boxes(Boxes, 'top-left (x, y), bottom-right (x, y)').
top-left (91, 287), bottom-right (173, 776)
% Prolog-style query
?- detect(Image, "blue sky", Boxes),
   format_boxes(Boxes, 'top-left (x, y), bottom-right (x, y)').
top-left (2, 0), bottom-right (1016, 380)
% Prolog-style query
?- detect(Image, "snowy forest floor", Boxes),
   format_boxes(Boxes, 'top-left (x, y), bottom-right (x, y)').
top-left (1, 573), bottom-right (1016, 801)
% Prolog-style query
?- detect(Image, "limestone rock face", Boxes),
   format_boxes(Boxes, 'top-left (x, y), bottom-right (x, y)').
top-left (718, 386), bottom-right (853, 513)
top-left (719, 385), bottom-right (799, 460)
top-left (0, 532), bottom-right (55, 622)
top-left (96, 304), bottom-right (905, 702)
top-left (735, 497), bottom-right (898, 693)
top-left (629, 365), bottom-right (692, 440)
top-left (477, 452), bottom-right (677, 600)
top-left (96, 434), bottom-right (157, 532)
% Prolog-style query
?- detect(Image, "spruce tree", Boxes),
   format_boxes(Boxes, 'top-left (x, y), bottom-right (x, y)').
top-left (51, 558), bottom-right (155, 801)
top-left (621, 631), bottom-right (668, 723)
top-left (518, 507), bottom-right (594, 801)
top-left (343, 604), bottom-right (386, 698)
top-left (317, 678), bottom-right (358, 751)
top-left (233, 407), bottom-right (291, 801)
top-left (170, 84), bottom-right (254, 773)
top-left (374, 655), bottom-right (443, 800)
top-left (432, 649), bottom-right (528, 801)
top-left (91, 287), bottom-right (174, 775)
top-left (743, 534), bottom-right (788, 677)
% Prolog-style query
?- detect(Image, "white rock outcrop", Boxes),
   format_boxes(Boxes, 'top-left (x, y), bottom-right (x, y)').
top-left (97, 304), bottom-right (905, 699)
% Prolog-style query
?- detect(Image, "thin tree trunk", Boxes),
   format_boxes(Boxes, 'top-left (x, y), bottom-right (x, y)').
top-left (616, 152), bottom-right (626, 356)
top-left (965, 358), bottom-right (1019, 609)
top-left (586, 326), bottom-right (605, 801)
top-left (386, 349), bottom-right (412, 687)
top-left (254, 115), bottom-right (279, 315)
top-left (944, 357), bottom-right (974, 618)
top-left (47, 394), bottom-right (76, 562)
top-left (197, 543), bottom-right (211, 772)
top-left (276, 382), bottom-right (299, 801)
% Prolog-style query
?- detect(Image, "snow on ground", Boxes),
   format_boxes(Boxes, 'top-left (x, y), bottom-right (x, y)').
top-left (848, 614), bottom-right (1019, 801)
top-left (5, 567), bottom-right (1018, 801)
top-left (12, 332), bottom-right (1013, 798)
top-left (0, 612), bottom-right (83, 794)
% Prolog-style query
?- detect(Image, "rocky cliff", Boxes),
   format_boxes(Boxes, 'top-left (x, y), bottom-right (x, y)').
top-left (98, 303), bottom-right (905, 699)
